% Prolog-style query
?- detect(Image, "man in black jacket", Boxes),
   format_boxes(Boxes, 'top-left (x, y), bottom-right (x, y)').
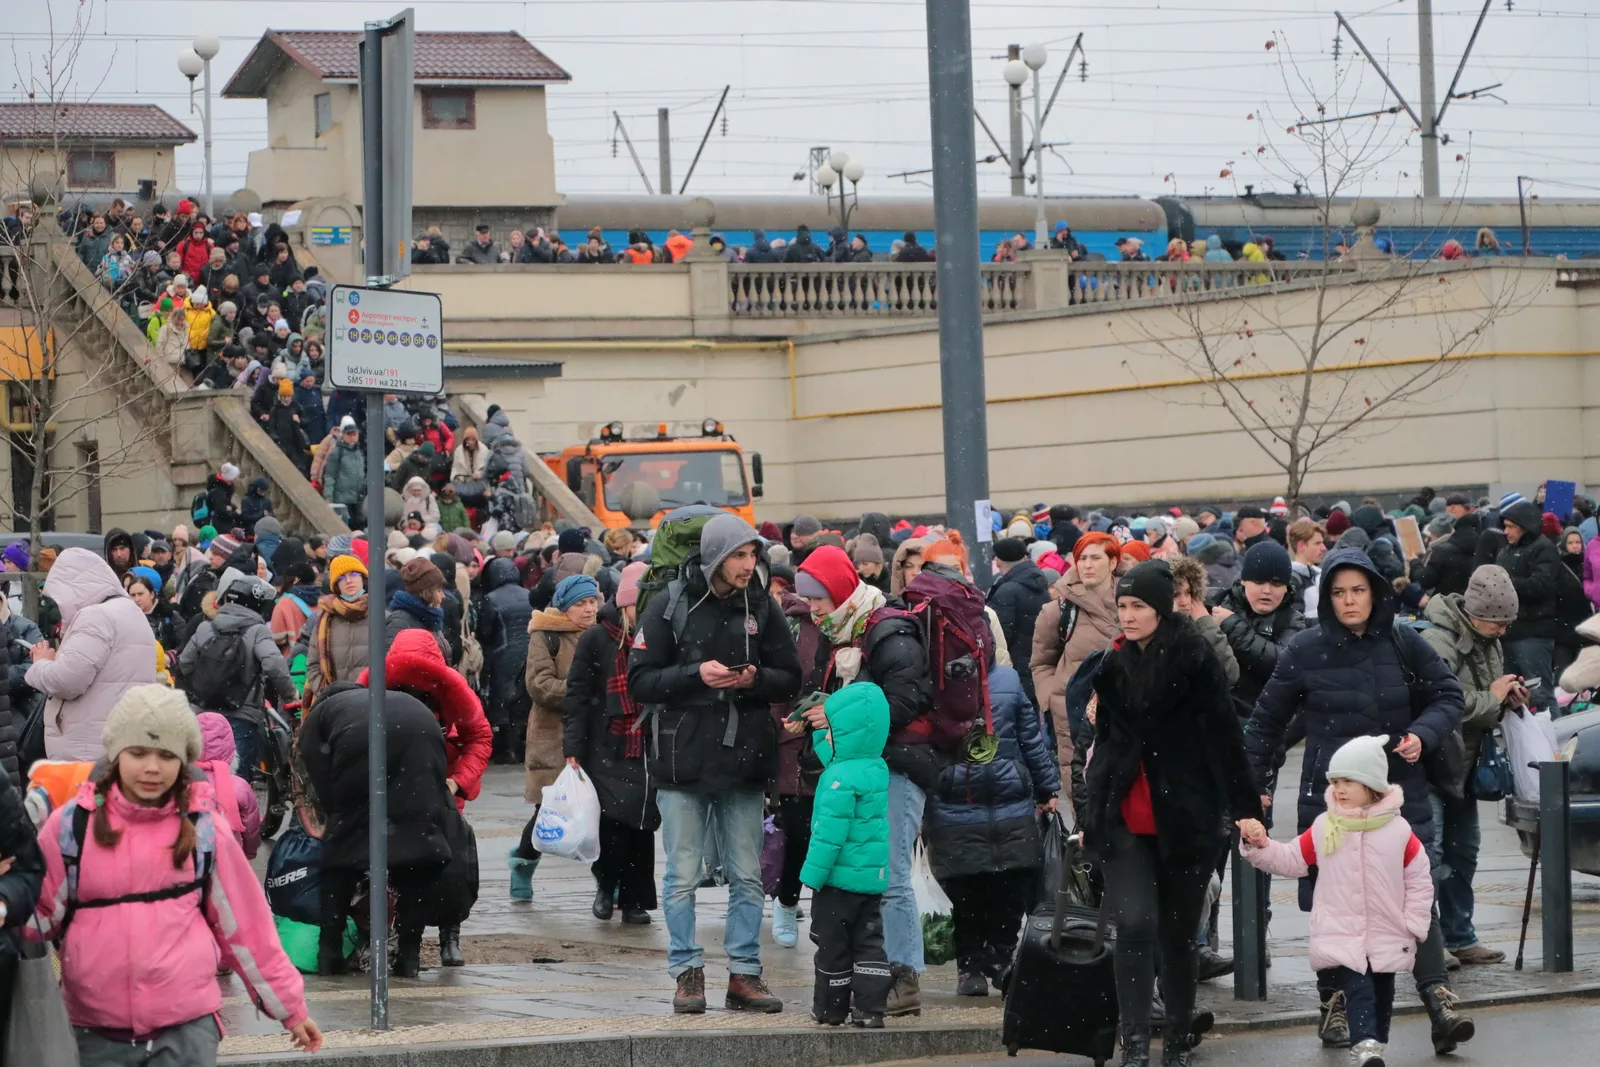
top-left (1213, 541), bottom-right (1306, 721)
top-left (628, 514), bottom-right (801, 1016)
top-left (1420, 512), bottom-right (1479, 597)
top-left (1496, 499), bottom-right (1564, 713)
top-left (478, 556), bottom-right (533, 763)
top-left (986, 538), bottom-right (1050, 705)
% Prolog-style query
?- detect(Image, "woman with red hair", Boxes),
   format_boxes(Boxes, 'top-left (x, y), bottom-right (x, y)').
top-left (1029, 532), bottom-right (1127, 795)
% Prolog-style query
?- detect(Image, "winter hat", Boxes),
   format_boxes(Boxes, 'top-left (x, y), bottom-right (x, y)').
top-left (490, 531), bottom-right (517, 553)
top-left (128, 566), bottom-right (163, 591)
top-left (1028, 540), bottom-right (1056, 564)
top-left (1185, 532), bottom-right (1216, 554)
top-left (769, 563), bottom-right (795, 590)
top-left (340, 415), bottom-right (358, 433)
top-left (1031, 503), bottom-right (1051, 524)
top-left (557, 528), bottom-right (586, 554)
top-left (102, 685), bottom-right (202, 764)
top-left (1235, 505), bottom-right (1267, 523)
top-left (1498, 491), bottom-right (1526, 512)
top-left (191, 286), bottom-right (209, 306)
top-left (1115, 561), bottom-right (1174, 619)
top-left (553, 573), bottom-right (600, 611)
top-left (1326, 510), bottom-right (1351, 538)
top-left (1145, 516), bottom-right (1170, 540)
top-left (1337, 527), bottom-right (1371, 550)
top-left (198, 525), bottom-right (219, 543)
top-left (277, 377), bottom-right (294, 398)
top-left (797, 544), bottom-right (861, 604)
top-left (327, 533), bottom-right (354, 558)
top-left (1120, 540), bottom-right (1152, 563)
top-left (329, 553), bottom-right (368, 586)
top-left (218, 462), bottom-right (240, 483)
top-left (400, 557), bottom-right (445, 598)
top-left (1270, 496), bottom-right (1289, 518)
top-left (616, 562), bottom-right (649, 609)
top-left (208, 532), bottom-right (241, 558)
top-left (757, 521), bottom-right (782, 542)
top-left (1542, 512), bottom-right (1562, 538)
top-left (1324, 734), bottom-right (1392, 797)
top-left (992, 537), bottom-right (1028, 563)
top-left (1005, 517), bottom-right (1034, 540)
top-left (218, 300), bottom-right (236, 317)
top-left (1170, 516), bottom-right (1200, 545)
top-left (1426, 514), bottom-right (1455, 540)
top-left (1240, 540), bottom-right (1293, 585)
top-left (850, 533), bottom-right (885, 566)
top-left (1, 543), bottom-right (29, 571)
top-left (791, 515), bottom-right (823, 538)
top-left (1464, 565), bottom-right (1519, 623)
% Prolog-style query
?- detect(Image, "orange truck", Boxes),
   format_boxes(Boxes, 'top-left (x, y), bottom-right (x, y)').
top-left (543, 418), bottom-right (763, 530)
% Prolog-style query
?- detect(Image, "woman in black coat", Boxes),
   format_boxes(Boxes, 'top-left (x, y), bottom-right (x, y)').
top-left (0, 772), bottom-right (43, 1052)
top-left (1082, 563), bottom-right (1262, 1067)
top-left (563, 599), bottom-right (657, 923)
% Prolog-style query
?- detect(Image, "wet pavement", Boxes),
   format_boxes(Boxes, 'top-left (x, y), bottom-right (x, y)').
top-left (217, 760), bottom-right (1600, 1060)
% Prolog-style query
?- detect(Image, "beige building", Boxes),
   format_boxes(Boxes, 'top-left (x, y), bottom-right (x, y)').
top-left (0, 104), bottom-right (194, 200)
top-left (222, 29), bottom-right (569, 241)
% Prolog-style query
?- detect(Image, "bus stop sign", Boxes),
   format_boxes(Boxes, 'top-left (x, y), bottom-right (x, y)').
top-left (327, 283), bottom-right (443, 394)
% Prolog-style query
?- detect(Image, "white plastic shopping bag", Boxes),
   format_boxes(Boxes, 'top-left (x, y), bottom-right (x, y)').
top-left (1501, 706), bottom-right (1559, 803)
top-left (534, 765), bottom-right (602, 862)
top-left (912, 840), bottom-right (955, 965)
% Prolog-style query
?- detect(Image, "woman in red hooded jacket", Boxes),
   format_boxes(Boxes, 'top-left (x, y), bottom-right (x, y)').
top-left (174, 222), bottom-right (214, 280)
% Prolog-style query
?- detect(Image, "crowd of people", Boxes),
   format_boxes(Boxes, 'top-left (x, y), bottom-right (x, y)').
top-left (0, 417), bottom-right (1598, 1063)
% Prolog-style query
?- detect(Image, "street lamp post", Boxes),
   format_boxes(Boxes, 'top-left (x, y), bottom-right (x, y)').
top-left (1004, 46), bottom-right (1049, 250)
top-left (816, 150), bottom-right (865, 231)
top-left (178, 34), bottom-right (221, 219)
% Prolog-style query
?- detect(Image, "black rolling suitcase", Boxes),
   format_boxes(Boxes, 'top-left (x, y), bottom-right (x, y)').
top-left (1002, 820), bottom-right (1118, 1066)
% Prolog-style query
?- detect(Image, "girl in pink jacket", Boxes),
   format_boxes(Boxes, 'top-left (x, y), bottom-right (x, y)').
top-left (1239, 735), bottom-right (1433, 1067)
top-left (31, 685), bottom-right (322, 1062)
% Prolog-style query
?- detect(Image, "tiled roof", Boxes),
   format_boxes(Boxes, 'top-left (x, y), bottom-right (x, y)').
top-left (223, 30), bottom-right (569, 96)
top-left (0, 103), bottom-right (195, 145)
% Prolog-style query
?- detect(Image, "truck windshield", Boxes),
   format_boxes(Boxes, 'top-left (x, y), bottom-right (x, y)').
top-left (599, 450), bottom-right (748, 511)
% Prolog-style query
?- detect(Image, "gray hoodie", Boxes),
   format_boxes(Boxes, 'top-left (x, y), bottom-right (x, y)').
top-left (698, 513), bottom-right (762, 585)
top-left (179, 599), bottom-right (296, 727)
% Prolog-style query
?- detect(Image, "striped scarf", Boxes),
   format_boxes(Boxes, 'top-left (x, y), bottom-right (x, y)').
top-left (603, 618), bottom-right (643, 759)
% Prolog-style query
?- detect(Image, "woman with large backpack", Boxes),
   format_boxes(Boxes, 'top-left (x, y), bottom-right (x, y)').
top-left (32, 685), bottom-right (321, 1060)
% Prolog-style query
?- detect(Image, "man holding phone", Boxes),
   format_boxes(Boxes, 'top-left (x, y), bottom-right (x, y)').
top-left (628, 514), bottom-right (802, 1016)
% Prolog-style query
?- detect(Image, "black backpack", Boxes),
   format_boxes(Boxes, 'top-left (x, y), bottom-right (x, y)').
top-left (187, 629), bottom-right (257, 711)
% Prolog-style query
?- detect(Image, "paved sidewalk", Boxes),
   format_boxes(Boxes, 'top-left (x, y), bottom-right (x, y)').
top-left (218, 763), bottom-right (1600, 1063)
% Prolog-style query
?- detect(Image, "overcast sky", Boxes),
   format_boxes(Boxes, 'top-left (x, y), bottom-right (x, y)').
top-left (9, 0), bottom-right (1600, 204)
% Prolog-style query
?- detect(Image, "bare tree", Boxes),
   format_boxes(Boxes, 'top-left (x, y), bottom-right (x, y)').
top-left (1130, 34), bottom-right (1528, 507)
top-left (3, 1), bottom-right (176, 581)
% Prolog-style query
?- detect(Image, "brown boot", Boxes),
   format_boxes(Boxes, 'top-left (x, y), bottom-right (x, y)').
top-left (885, 964), bottom-right (922, 1017)
top-left (673, 966), bottom-right (706, 1014)
top-left (726, 972), bottom-right (783, 1013)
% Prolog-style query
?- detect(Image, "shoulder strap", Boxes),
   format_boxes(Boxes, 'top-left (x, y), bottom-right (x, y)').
top-left (56, 800), bottom-right (215, 945)
top-left (544, 631), bottom-right (561, 658)
top-left (1057, 600), bottom-right (1079, 648)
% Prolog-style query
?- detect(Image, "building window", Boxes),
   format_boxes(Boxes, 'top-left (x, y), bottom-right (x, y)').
top-left (314, 92), bottom-right (333, 138)
top-left (422, 88), bottom-right (475, 130)
top-left (65, 151), bottom-right (114, 188)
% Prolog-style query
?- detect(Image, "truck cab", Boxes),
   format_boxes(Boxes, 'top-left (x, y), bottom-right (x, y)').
top-left (545, 418), bottom-right (763, 530)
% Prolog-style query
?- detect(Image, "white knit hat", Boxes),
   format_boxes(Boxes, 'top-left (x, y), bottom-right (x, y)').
top-left (1325, 734), bottom-right (1392, 796)
top-left (102, 685), bottom-right (202, 763)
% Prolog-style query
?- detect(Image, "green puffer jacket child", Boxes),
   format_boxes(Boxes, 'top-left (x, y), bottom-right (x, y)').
top-left (800, 681), bottom-right (891, 895)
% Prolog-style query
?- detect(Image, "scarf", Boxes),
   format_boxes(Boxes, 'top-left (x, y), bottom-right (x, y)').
top-left (313, 592), bottom-right (368, 689)
top-left (390, 589), bottom-right (444, 629)
top-left (1322, 809), bottom-right (1396, 856)
top-left (816, 582), bottom-right (887, 686)
top-left (602, 618), bottom-right (643, 759)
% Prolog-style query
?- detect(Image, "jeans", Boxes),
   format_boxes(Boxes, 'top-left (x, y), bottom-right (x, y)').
top-left (1429, 791), bottom-right (1484, 951)
top-left (227, 715), bottom-right (261, 785)
top-left (1330, 965), bottom-right (1396, 1045)
top-left (1503, 637), bottom-right (1557, 715)
top-left (657, 787), bottom-right (765, 977)
top-left (883, 773), bottom-right (926, 972)
top-left (1104, 826), bottom-right (1211, 1040)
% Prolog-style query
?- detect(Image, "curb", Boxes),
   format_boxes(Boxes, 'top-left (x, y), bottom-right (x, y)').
top-left (219, 980), bottom-right (1600, 1065)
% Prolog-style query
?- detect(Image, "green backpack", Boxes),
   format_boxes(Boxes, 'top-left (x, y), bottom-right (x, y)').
top-left (634, 505), bottom-right (725, 621)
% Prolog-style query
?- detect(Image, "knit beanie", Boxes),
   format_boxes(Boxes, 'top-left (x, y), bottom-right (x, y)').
top-left (797, 544), bottom-right (861, 604)
top-left (616, 561), bottom-right (649, 609)
top-left (1325, 734), bottom-right (1392, 796)
top-left (101, 685), bottom-right (202, 763)
top-left (208, 533), bottom-right (241, 558)
top-left (553, 573), bottom-right (600, 611)
top-left (219, 462), bottom-right (240, 483)
top-left (1120, 540), bottom-right (1151, 563)
top-left (791, 515), bottom-right (823, 538)
top-left (400, 557), bottom-right (445, 597)
top-left (992, 537), bottom-right (1028, 564)
top-left (329, 553), bottom-right (368, 586)
top-left (491, 531), bottom-right (517, 553)
top-left (1027, 540), bottom-right (1055, 564)
top-left (1, 543), bottom-right (29, 571)
top-left (1326, 510), bottom-right (1351, 538)
top-left (327, 533), bottom-right (354, 558)
top-left (1115, 560), bottom-right (1174, 618)
top-left (850, 533), bottom-right (885, 566)
top-left (1542, 512), bottom-right (1562, 538)
top-left (557, 528), bottom-right (586, 554)
top-left (277, 378), bottom-right (294, 398)
top-left (1170, 516), bottom-right (1200, 545)
top-left (1463, 565), bottom-right (1519, 623)
top-left (1240, 540), bottom-right (1293, 585)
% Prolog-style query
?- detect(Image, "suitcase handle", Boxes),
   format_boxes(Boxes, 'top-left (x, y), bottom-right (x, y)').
top-left (1048, 813), bottom-right (1111, 954)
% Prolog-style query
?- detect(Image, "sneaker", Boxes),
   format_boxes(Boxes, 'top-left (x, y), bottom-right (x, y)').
top-left (1319, 989), bottom-right (1351, 1049)
top-left (1423, 984), bottom-right (1475, 1055)
top-left (673, 967), bottom-right (707, 1014)
top-left (884, 964), bottom-right (922, 1017)
top-left (956, 969), bottom-right (989, 997)
top-left (1350, 1038), bottom-right (1386, 1067)
top-left (773, 902), bottom-right (799, 948)
top-left (726, 973), bottom-right (783, 1013)
top-left (1195, 945), bottom-right (1234, 982)
top-left (1452, 944), bottom-right (1506, 966)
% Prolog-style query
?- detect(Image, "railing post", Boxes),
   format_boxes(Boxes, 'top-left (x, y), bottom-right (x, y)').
top-left (1540, 760), bottom-right (1573, 972)
top-left (688, 258), bottom-right (730, 336)
top-left (1023, 251), bottom-right (1068, 310)
top-left (1232, 845), bottom-right (1268, 1000)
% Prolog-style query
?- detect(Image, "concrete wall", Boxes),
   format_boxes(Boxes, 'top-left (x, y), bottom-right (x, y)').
top-left (0, 145), bottom-right (181, 200)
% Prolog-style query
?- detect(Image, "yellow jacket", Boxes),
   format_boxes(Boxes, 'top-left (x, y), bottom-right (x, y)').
top-left (186, 300), bottom-right (216, 351)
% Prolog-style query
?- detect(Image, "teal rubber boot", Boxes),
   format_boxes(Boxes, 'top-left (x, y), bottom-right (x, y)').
top-left (508, 849), bottom-right (539, 901)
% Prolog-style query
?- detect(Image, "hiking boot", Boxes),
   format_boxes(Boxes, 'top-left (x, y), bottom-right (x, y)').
top-left (592, 885), bottom-right (615, 921)
top-left (850, 1010), bottom-right (885, 1029)
top-left (726, 973), bottom-right (783, 1013)
top-left (1196, 944), bottom-right (1234, 982)
top-left (1445, 951), bottom-right (1461, 971)
top-left (673, 967), bottom-right (707, 1014)
top-left (884, 964), bottom-right (922, 1017)
top-left (507, 848), bottom-right (538, 902)
top-left (956, 968), bottom-right (990, 997)
top-left (621, 908), bottom-right (652, 925)
top-left (1160, 1033), bottom-right (1194, 1067)
top-left (772, 902), bottom-right (799, 948)
top-left (1319, 989), bottom-right (1351, 1049)
top-left (1351, 1039), bottom-right (1387, 1067)
top-left (1451, 944), bottom-right (1505, 966)
top-left (1423, 984), bottom-right (1475, 1054)
top-left (439, 925), bottom-right (464, 967)
top-left (1118, 1025), bottom-right (1151, 1067)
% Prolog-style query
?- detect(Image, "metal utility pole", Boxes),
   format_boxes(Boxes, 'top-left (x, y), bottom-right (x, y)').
top-left (1416, 0), bottom-right (1440, 198)
top-left (1006, 44), bottom-right (1025, 196)
top-left (657, 108), bottom-right (672, 197)
top-left (612, 112), bottom-right (655, 194)
top-left (678, 85), bottom-right (730, 195)
top-left (924, 0), bottom-right (991, 585)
